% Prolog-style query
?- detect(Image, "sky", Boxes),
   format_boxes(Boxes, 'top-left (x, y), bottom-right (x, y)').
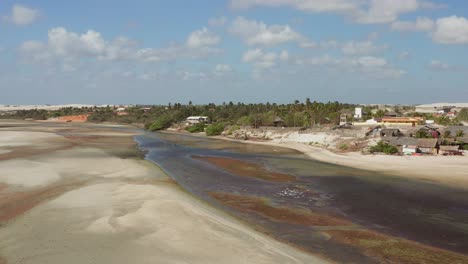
top-left (1, 0), bottom-right (468, 105)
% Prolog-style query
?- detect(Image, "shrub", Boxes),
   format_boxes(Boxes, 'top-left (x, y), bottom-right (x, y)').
top-left (339, 144), bottom-right (348, 150)
top-left (206, 123), bottom-right (225, 136)
top-left (227, 125), bottom-right (240, 135)
top-left (464, 145), bottom-right (468, 151)
top-left (443, 130), bottom-right (451, 138)
top-left (370, 141), bottom-right (398, 155)
top-left (456, 130), bottom-right (465, 137)
top-left (186, 123), bottom-right (206, 133)
top-left (148, 115), bottom-right (173, 131)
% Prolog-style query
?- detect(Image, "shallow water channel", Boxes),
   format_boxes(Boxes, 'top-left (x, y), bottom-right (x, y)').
top-left (136, 132), bottom-right (468, 263)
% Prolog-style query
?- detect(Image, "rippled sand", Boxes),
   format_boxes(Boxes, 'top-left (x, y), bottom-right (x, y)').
top-left (0, 123), bottom-right (325, 264)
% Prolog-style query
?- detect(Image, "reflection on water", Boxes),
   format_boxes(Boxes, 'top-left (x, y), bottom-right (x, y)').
top-left (136, 132), bottom-right (468, 263)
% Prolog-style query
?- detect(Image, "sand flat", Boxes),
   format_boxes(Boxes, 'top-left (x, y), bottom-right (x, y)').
top-left (0, 125), bottom-right (326, 264)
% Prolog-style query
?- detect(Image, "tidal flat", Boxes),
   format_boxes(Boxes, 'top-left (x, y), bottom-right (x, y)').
top-left (138, 131), bottom-right (468, 264)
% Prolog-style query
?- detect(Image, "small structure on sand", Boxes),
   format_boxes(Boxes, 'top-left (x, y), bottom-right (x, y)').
top-left (384, 137), bottom-right (439, 155)
top-left (186, 116), bottom-right (209, 125)
top-left (273, 117), bottom-right (285, 127)
top-left (380, 128), bottom-right (401, 137)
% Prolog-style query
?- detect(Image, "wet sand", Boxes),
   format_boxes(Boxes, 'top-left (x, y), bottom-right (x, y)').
top-left (0, 122), bottom-right (324, 264)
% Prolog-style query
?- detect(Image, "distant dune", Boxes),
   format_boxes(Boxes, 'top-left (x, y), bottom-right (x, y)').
top-left (416, 103), bottom-right (468, 108)
top-left (0, 104), bottom-right (114, 111)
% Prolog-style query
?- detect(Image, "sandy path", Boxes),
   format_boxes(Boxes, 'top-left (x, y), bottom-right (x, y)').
top-left (0, 126), bottom-right (326, 264)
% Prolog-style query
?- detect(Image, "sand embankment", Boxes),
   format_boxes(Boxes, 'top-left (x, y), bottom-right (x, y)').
top-left (0, 124), bottom-right (325, 264)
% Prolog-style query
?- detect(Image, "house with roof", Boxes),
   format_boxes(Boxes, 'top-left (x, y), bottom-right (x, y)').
top-left (380, 128), bottom-right (401, 137)
top-left (384, 137), bottom-right (439, 155)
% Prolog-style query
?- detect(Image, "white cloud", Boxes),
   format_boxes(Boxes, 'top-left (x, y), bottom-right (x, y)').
top-left (430, 60), bottom-right (449, 70)
top-left (391, 17), bottom-right (434, 32)
top-left (231, 0), bottom-right (359, 13)
top-left (353, 56), bottom-right (387, 67)
top-left (397, 51), bottom-right (410, 60)
top-left (432, 16), bottom-right (468, 44)
top-left (354, 0), bottom-right (421, 24)
top-left (230, 0), bottom-right (438, 24)
top-left (2, 4), bottom-right (40, 26)
top-left (229, 17), bottom-right (311, 47)
top-left (187, 27), bottom-right (221, 48)
top-left (295, 54), bottom-right (405, 79)
top-left (215, 64), bottom-right (233, 73)
top-left (341, 41), bottom-right (387, 55)
top-left (208, 16), bottom-right (228, 27)
top-left (214, 64), bottom-right (234, 77)
top-left (279, 50), bottom-right (289, 61)
top-left (242, 48), bottom-right (278, 70)
top-left (18, 27), bottom-right (222, 68)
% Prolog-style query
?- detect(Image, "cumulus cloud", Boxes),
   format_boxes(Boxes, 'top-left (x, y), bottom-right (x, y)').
top-left (242, 48), bottom-right (281, 70)
top-left (18, 27), bottom-right (222, 68)
top-left (432, 16), bottom-right (468, 44)
top-left (295, 54), bottom-right (405, 79)
top-left (2, 4), bottom-right (40, 26)
top-left (391, 17), bottom-right (435, 32)
top-left (341, 41), bottom-right (388, 55)
top-left (229, 17), bottom-right (312, 47)
top-left (230, 0), bottom-right (438, 24)
top-left (187, 27), bottom-right (221, 48)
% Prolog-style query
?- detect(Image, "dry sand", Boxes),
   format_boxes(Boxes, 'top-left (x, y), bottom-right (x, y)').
top-left (0, 124), bottom-right (325, 264)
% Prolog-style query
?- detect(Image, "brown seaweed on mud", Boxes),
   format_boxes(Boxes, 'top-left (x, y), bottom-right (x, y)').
top-left (193, 156), bottom-right (296, 182)
top-left (210, 192), bottom-right (468, 264)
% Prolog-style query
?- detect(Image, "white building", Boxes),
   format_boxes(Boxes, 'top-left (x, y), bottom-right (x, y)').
top-left (354, 107), bottom-right (363, 120)
top-left (186, 116), bottom-right (209, 124)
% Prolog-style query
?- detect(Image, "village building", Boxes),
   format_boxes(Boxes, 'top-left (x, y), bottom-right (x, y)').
top-left (439, 145), bottom-right (463, 156)
top-left (383, 111), bottom-right (398, 118)
top-left (381, 117), bottom-right (424, 127)
top-left (186, 116), bottom-right (209, 124)
top-left (273, 117), bottom-right (285, 127)
top-left (380, 128), bottom-right (401, 137)
top-left (384, 137), bottom-right (439, 155)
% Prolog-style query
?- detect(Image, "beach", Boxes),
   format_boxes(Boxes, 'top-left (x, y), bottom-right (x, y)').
top-left (0, 122), bottom-right (325, 264)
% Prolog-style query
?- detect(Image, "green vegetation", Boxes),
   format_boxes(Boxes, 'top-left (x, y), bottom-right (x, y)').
top-left (370, 141), bottom-right (399, 155)
top-left (148, 115), bottom-right (174, 131)
top-left (339, 144), bottom-right (349, 150)
top-left (186, 123), bottom-right (206, 133)
top-left (227, 125), bottom-right (240, 135)
top-left (458, 108), bottom-right (468, 122)
top-left (415, 130), bottom-right (432, 138)
top-left (206, 123), bottom-right (225, 136)
top-left (456, 130), bottom-right (465, 137)
top-left (443, 130), bottom-right (451, 138)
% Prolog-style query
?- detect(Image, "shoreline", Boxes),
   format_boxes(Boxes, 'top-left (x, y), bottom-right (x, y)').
top-left (162, 130), bottom-right (468, 190)
top-left (222, 136), bottom-right (468, 189)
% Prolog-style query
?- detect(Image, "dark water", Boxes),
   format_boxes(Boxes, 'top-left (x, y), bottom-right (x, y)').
top-left (136, 132), bottom-right (468, 263)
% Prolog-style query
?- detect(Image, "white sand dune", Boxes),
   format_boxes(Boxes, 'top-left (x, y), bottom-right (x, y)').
top-left (0, 127), bottom-right (326, 264)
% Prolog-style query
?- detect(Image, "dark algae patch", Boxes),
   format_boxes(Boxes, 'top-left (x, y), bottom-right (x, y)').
top-left (210, 192), bottom-right (350, 226)
top-left (193, 156), bottom-right (296, 182)
top-left (327, 229), bottom-right (468, 264)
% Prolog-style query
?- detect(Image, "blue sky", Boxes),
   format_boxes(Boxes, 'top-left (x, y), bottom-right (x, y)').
top-left (1, 0), bottom-right (468, 105)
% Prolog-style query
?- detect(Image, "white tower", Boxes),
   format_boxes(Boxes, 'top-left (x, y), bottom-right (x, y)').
top-left (354, 107), bottom-right (362, 120)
